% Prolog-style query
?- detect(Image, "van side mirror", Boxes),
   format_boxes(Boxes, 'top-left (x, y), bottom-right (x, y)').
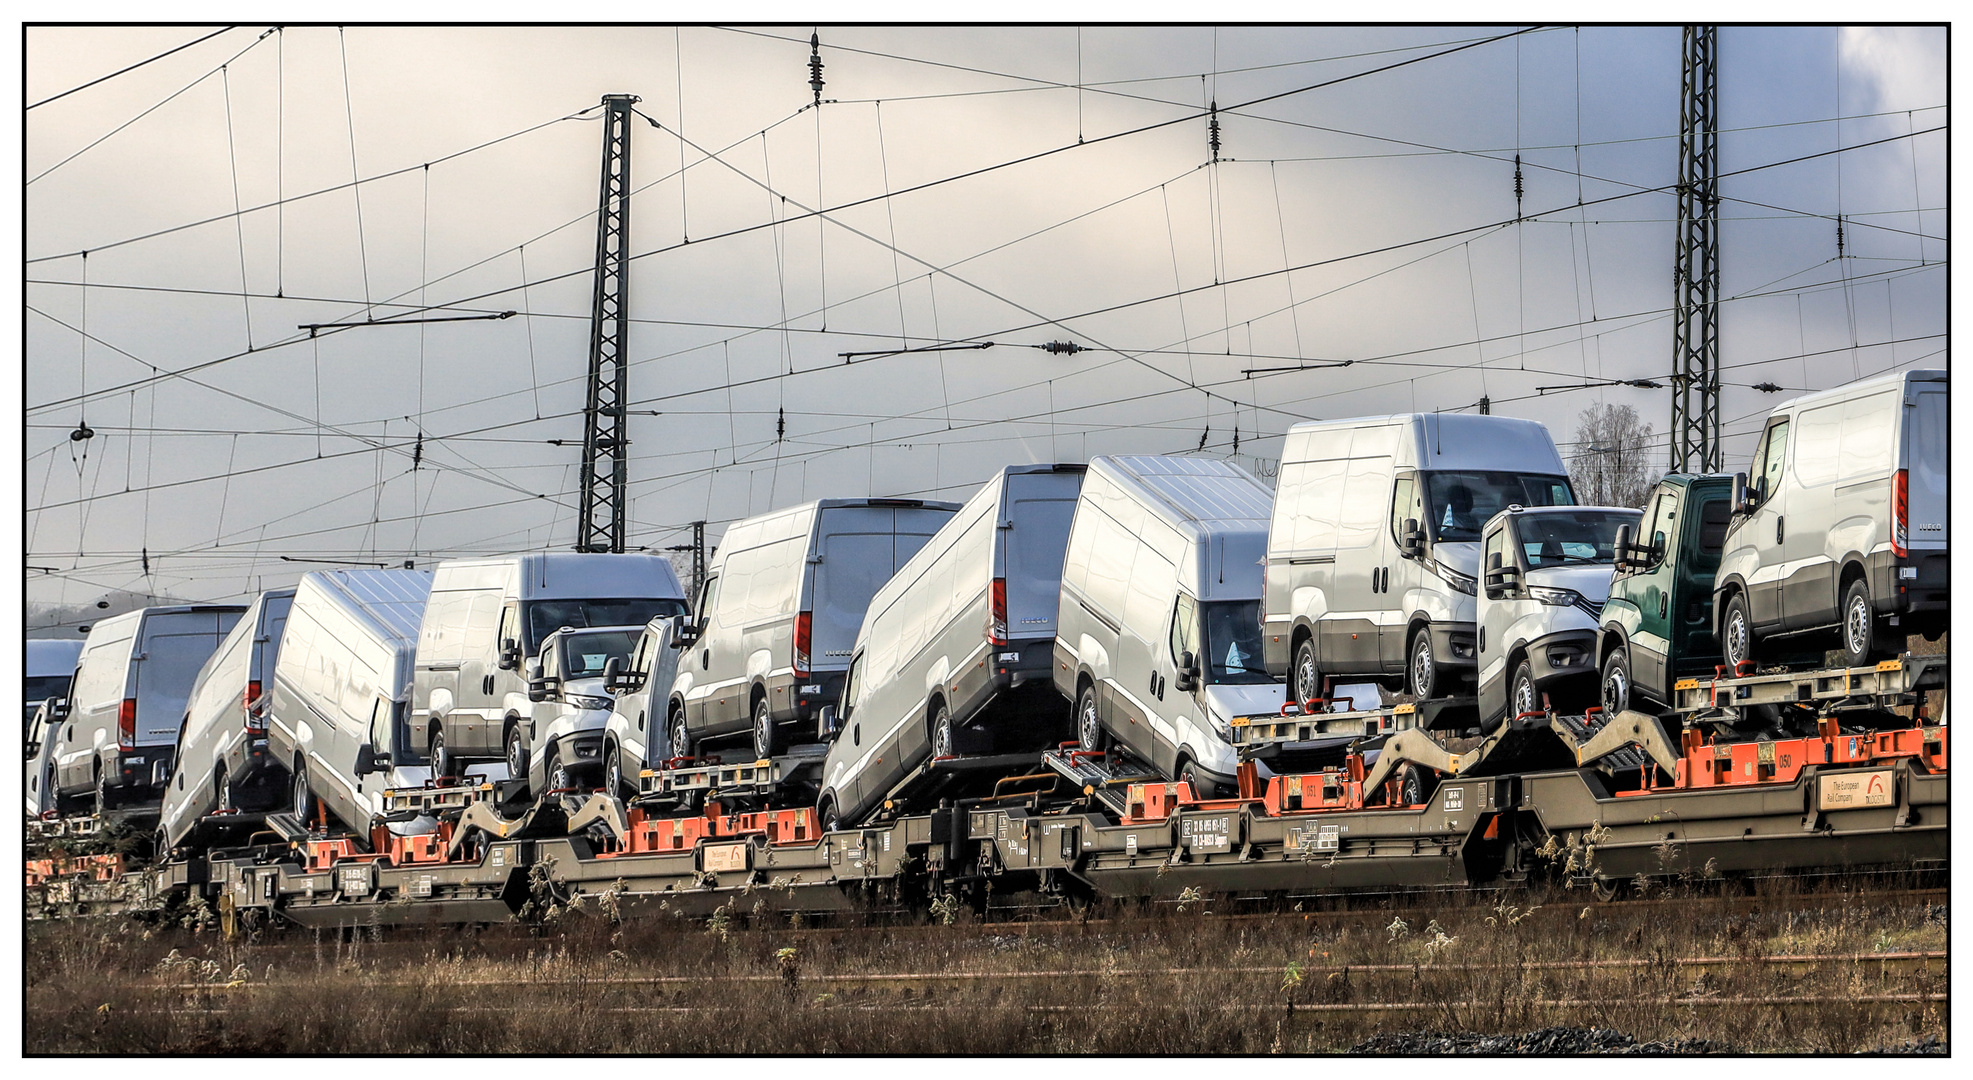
top-left (354, 743), bottom-right (390, 777)
top-left (48, 697), bottom-right (70, 723)
top-left (527, 674), bottom-right (557, 703)
top-left (1612, 525), bottom-right (1634, 572)
top-left (669, 620), bottom-right (701, 649)
top-left (1731, 472), bottom-right (1754, 515)
top-left (1399, 519), bottom-right (1424, 558)
top-left (498, 638), bottom-right (522, 671)
top-left (1483, 551), bottom-right (1519, 598)
top-left (818, 705), bottom-right (840, 741)
top-left (1174, 651), bottom-right (1200, 692)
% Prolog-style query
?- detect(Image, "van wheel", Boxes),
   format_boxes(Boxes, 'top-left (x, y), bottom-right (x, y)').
top-left (1599, 649), bottom-right (1633, 715)
top-left (547, 750), bottom-right (573, 794)
top-left (1840, 579), bottom-right (1880, 668)
top-left (215, 767), bottom-right (232, 813)
top-left (668, 706), bottom-right (692, 761)
top-left (818, 798), bottom-right (840, 833)
top-left (430, 727), bottom-right (453, 780)
top-left (1181, 760), bottom-right (1221, 800)
top-left (292, 759), bottom-right (316, 825)
top-left (1408, 630), bottom-right (1442, 700)
top-left (1076, 684), bottom-right (1109, 753)
top-left (504, 724), bottom-right (528, 785)
top-left (930, 702), bottom-right (955, 759)
top-left (752, 696), bottom-right (781, 760)
top-left (1509, 660), bottom-right (1540, 718)
top-left (604, 746), bottom-right (627, 801)
top-left (94, 768), bottom-right (112, 817)
top-left (1398, 764), bottom-right (1436, 806)
top-left (1292, 638), bottom-right (1323, 710)
top-left (1721, 593), bottom-right (1756, 671)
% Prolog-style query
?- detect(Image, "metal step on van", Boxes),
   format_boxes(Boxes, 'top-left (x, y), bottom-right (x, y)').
top-left (45, 605), bottom-right (247, 815)
top-left (157, 588), bottom-right (296, 851)
top-left (818, 465), bottom-right (1084, 827)
top-left (1475, 506), bottom-right (1640, 726)
top-left (1264, 412), bottom-right (1576, 702)
top-left (1053, 455), bottom-right (1283, 799)
top-left (1717, 368), bottom-right (1948, 671)
top-left (267, 569), bottom-right (434, 838)
top-left (668, 498), bottom-right (959, 761)
top-left (413, 553), bottom-right (689, 781)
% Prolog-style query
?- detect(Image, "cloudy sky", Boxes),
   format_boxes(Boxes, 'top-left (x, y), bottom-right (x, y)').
top-left (22, 23), bottom-right (1948, 612)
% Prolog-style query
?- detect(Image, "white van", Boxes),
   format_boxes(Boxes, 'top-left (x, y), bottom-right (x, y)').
top-left (601, 615), bottom-right (685, 799)
top-left (47, 606), bottom-right (247, 813)
top-left (157, 588), bottom-right (296, 850)
top-left (818, 466), bottom-right (1085, 826)
top-left (520, 624), bottom-right (642, 795)
top-left (267, 569), bottom-right (433, 836)
top-left (1717, 368), bottom-right (1948, 669)
top-left (1475, 506), bottom-right (1639, 725)
top-left (1264, 413), bottom-right (1575, 702)
top-left (413, 553), bottom-right (687, 780)
top-left (25, 639), bottom-right (85, 731)
top-left (669, 498), bottom-right (959, 761)
top-left (1053, 456), bottom-right (1282, 797)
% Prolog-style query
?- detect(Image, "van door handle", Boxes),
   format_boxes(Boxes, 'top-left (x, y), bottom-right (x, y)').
top-left (482, 675), bottom-right (495, 695)
top-left (1776, 517), bottom-right (1784, 544)
top-left (1658, 594), bottom-right (1669, 619)
top-left (701, 650), bottom-right (710, 670)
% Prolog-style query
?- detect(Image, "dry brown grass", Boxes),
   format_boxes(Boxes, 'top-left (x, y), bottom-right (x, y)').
top-left (24, 876), bottom-right (1946, 1054)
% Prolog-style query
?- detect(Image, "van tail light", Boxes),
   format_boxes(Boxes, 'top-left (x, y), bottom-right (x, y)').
top-left (1892, 469), bottom-right (1908, 557)
top-left (117, 698), bottom-right (137, 750)
top-left (989, 577), bottom-right (1009, 646)
top-left (244, 679), bottom-right (265, 733)
top-left (793, 611), bottom-right (812, 680)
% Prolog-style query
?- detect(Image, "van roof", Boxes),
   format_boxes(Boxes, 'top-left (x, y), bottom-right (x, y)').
top-left (1093, 456), bottom-right (1274, 538)
top-left (302, 569), bottom-right (433, 646)
top-left (1284, 412), bottom-right (1566, 474)
top-left (1774, 367), bottom-right (1947, 414)
top-left (433, 552), bottom-right (684, 601)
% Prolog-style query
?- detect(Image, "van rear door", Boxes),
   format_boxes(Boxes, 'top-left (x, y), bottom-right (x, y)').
top-left (134, 612), bottom-right (241, 746)
top-left (1001, 471), bottom-right (1083, 641)
top-left (812, 507), bottom-right (910, 673)
top-left (1905, 385), bottom-right (1947, 549)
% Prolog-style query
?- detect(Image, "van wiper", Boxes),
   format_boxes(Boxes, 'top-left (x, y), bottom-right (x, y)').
top-left (1213, 664), bottom-right (1274, 676)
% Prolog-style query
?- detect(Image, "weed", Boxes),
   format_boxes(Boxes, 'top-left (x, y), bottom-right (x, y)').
top-left (1386, 915), bottom-right (1410, 940)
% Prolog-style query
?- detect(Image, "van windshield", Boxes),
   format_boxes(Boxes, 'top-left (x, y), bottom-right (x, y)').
top-left (1201, 601), bottom-right (1272, 685)
top-left (526, 598), bottom-right (688, 652)
top-left (1509, 510), bottom-right (1640, 567)
top-left (553, 630), bottom-right (641, 680)
top-left (1424, 472), bottom-right (1573, 542)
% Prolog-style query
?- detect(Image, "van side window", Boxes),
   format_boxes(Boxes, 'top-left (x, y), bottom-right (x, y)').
top-left (1753, 420), bottom-right (1789, 498)
top-left (1697, 498), bottom-right (1731, 556)
top-left (1483, 526), bottom-right (1507, 575)
top-left (1389, 476), bottom-right (1418, 542)
top-left (369, 697), bottom-right (391, 753)
top-left (1641, 491), bottom-right (1678, 561)
top-left (497, 603), bottom-right (520, 651)
top-left (1169, 594), bottom-right (1200, 665)
top-left (698, 575), bottom-right (721, 622)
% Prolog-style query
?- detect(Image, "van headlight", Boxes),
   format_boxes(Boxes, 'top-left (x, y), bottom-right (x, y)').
top-left (565, 693), bottom-right (613, 711)
top-left (1529, 587), bottom-right (1582, 607)
top-left (1440, 566), bottom-right (1477, 595)
top-left (1208, 711), bottom-right (1233, 742)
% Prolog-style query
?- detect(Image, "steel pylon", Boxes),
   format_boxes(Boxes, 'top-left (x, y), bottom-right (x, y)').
top-left (577, 94), bottom-right (639, 553)
top-left (1670, 26), bottom-right (1721, 473)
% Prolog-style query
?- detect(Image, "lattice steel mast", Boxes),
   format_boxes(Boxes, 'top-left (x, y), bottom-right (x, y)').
top-left (1670, 26), bottom-right (1721, 473)
top-left (577, 94), bottom-right (639, 553)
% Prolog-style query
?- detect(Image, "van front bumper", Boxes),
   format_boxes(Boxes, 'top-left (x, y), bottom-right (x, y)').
top-left (1428, 624), bottom-right (1479, 670)
top-left (1524, 629), bottom-right (1599, 687)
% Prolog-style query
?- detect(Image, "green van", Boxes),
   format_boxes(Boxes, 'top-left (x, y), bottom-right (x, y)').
top-left (1594, 475), bottom-right (1736, 715)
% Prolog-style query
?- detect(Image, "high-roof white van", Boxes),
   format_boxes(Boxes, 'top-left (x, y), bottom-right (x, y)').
top-left (1053, 456), bottom-right (1281, 797)
top-left (1717, 368), bottom-right (1948, 670)
top-left (268, 569), bottom-right (433, 837)
top-left (46, 606), bottom-right (246, 813)
top-left (668, 498), bottom-right (958, 761)
top-left (1264, 413), bottom-right (1575, 702)
top-left (413, 553), bottom-right (687, 781)
top-left (158, 588), bottom-right (296, 850)
top-left (818, 466), bottom-right (1084, 827)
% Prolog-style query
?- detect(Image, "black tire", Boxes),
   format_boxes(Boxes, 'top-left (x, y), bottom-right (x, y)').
top-left (292, 758), bottom-right (316, 824)
top-left (503, 723), bottom-right (528, 786)
top-left (215, 767), bottom-right (232, 813)
top-left (1721, 592), bottom-right (1756, 671)
top-left (430, 726), bottom-right (453, 780)
top-left (930, 701), bottom-right (955, 759)
top-left (752, 695), bottom-right (781, 760)
top-left (1292, 637), bottom-right (1323, 709)
top-left (1181, 759), bottom-right (1221, 800)
top-left (668, 705), bottom-right (692, 761)
top-left (1509, 659), bottom-right (1540, 719)
top-left (1076, 683), bottom-right (1108, 753)
top-left (1839, 578), bottom-right (1881, 668)
top-left (818, 798), bottom-right (840, 833)
top-left (546, 750), bottom-right (572, 794)
top-left (1398, 764), bottom-right (1436, 806)
top-left (1408, 628), bottom-right (1442, 700)
top-left (1600, 648), bottom-right (1634, 716)
top-left (94, 767), bottom-right (111, 818)
top-left (604, 743), bottom-right (626, 801)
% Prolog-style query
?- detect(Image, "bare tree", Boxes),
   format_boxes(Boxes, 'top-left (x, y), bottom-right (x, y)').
top-left (1567, 403), bottom-right (1663, 508)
